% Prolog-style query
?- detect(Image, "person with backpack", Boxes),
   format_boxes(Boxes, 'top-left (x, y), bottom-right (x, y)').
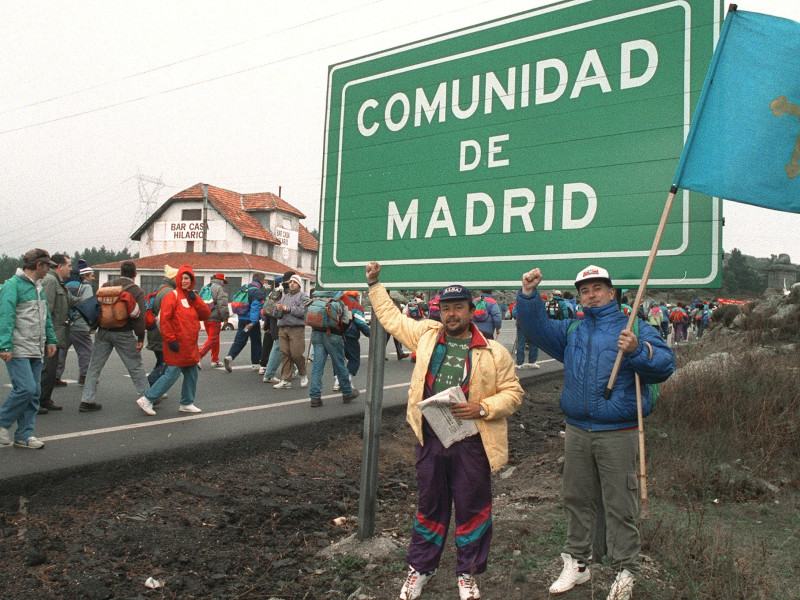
top-left (272, 274), bottom-right (309, 390)
top-left (515, 264), bottom-right (673, 600)
top-left (258, 276), bottom-right (284, 381)
top-left (223, 273), bottom-right (266, 373)
top-left (339, 290), bottom-right (370, 390)
top-left (79, 260), bottom-right (150, 413)
top-left (546, 290), bottom-right (571, 321)
top-left (136, 265), bottom-right (211, 416)
top-left (58, 260), bottom-right (95, 386)
top-left (198, 273), bottom-right (229, 367)
top-left (145, 265), bottom-right (178, 386)
top-left (306, 290), bottom-right (360, 408)
top-left (670, 302), bottom-right (688, 345)
top-left (471, 289), bottom-right (503, 340)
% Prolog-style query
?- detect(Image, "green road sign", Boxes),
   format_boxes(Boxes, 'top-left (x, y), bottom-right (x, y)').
top-left (318, 0), bottom-right (724, 289)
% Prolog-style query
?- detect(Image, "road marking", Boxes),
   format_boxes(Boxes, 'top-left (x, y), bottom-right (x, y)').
top-left (38, 382), bottom-right (413, 443)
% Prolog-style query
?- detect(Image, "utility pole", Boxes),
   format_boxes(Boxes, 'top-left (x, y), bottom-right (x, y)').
top-left (202, 183), bottom-right (208, 254)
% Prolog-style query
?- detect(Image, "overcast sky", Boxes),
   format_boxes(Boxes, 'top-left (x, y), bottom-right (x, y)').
top-left (2, 0), bottom-right (798, 263)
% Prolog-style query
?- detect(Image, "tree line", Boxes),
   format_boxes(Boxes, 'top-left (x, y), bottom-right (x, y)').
top-left (0, 247), bottom-right (138, 285)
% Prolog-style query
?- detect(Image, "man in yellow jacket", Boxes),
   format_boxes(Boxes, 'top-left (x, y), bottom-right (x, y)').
top-left (366, 262), bottom-right (523, 600)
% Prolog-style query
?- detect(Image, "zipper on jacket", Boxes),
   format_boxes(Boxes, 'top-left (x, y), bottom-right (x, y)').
top-left (583, 313), bottom-right (596, 431)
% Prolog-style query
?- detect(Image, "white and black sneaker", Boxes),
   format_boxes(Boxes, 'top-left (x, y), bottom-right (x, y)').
top-left (549, 553), bottom-right (590, 594)
top-left (399, 566), bottom-right (435, 600)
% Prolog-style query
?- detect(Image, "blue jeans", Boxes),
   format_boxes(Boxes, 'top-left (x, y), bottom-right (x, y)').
top-left (145, 365), bottom-right (199, 405)
top-left (263, 341), bottom-right (282, 379)
top-left (515, 324), bottom-right (539, 365)
top-left (309, 331), bottom-right (352, 399)
top-left (0, 357), bottom-right (43, 442)
top-left (227, 320), bottom-right (262, 364)
top-left (148, 350), bottom-right (167, 386)
top-left (344, 335), bottom-right (361, 377)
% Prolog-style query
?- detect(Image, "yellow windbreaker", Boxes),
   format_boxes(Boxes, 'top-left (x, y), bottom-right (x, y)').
top-left (369, 284), bottom-right (523, 471)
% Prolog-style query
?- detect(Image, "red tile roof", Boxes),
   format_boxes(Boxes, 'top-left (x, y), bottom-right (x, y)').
top-left (241, 192), bottom-right (306, 219)
top-left (298, 224), bottom-right (319, 252)
top-left (92, 252), bottom-right (314, 280)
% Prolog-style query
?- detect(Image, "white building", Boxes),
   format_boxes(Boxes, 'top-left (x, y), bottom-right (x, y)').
top-left (94, 183), bottom-right (318, 294)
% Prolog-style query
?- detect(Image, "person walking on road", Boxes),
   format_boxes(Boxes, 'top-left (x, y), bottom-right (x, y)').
top-left (273, 274), bottom-right (309, 390)
top-left (366, 261), bottom-right (523, 600)
top-left (79, 260), bottom-right (150, 413)
top-left (39, 253), bottom-right (81, 412)
top-left (198, 272), bottom-right (229, 367)
top-left (137, 265), bottom-right (211, 416)
top-left (0, 249), bottom-right (58, 449)
top-left (59, 260), bottom-right (96, 385)
top-left (223, 273), bottom-right (266, 372)
top-left (145, 265), bottom-right (178, 386)
top-left (515, 264), bottom-right (674, 600)
top-left (338, 290), bottom-right (369, 390)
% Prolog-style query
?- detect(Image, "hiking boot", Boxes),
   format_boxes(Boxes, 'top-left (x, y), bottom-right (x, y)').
top-left (333, 376), bottom-right (340, 391)
top-left (179, 404), bottom-right (202, 413)
top-left (299, 375), bottom-right (309, 388)
top-left (37, 406), bottom-right (48, 415)
top-left (55, 378), bottom-right (67, 387)
top-left (258, 366), bottom-right (266, 375)
top-left (0, 427), bottom-right (10, 446)
top-left (550, 553), bottom-right (590, 594)
top-left (78, 375), bottom-right (86, 385)
top-left (273, 380), bottom-right (291, 389)
top-left (343, 388), bottom-right (360, 404)
top-left (606, 569), bottom-right (635, 600)
top-left (399, 566), bottom-right (435, 600)
top-left (398, 352), bottom-right (409, 360)
top-left (136, 396), bottom-right (156, 416)
top-left (310, 397), bottom-right (323, 408)
top-left (14, 437), bottom-right (44, 449)
top-left (223, 356), bottom-right (233, 372)
top-left (40, 401), bottom-right (62, 411)
top-left (458, 573), bottom-right (481, 600)
top-left (79, 402), bottom-right (102, 412)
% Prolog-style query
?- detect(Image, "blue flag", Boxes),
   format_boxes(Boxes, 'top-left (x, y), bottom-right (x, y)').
top-left (673, 10), bottom-right (800, 213)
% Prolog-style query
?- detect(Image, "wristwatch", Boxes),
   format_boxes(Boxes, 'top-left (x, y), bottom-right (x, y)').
top-left (479, 405), bottom-right (487, 418)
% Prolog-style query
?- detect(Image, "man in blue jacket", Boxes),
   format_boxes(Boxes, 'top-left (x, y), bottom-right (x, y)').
top-left (223, 272), bottom-right (266, 373)
top-left (515, 265), bottom-right (673, 600)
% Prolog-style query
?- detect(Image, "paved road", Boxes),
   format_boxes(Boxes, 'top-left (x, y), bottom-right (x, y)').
top-left (0, 325), bottom-right (561, 482)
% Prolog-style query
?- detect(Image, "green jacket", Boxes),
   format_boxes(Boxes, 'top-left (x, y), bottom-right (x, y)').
top-left (41, 271), bottom-right (81, 347)
top-left (0, 269), bottom-right (57, 358)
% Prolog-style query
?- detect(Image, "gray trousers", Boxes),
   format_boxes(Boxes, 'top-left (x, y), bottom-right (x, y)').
top-left (80, 329), bottom-right (149, 404)
top-left (56, 330), bottom-right (94, 379)
top-left (562, 424), bottom-right (640, 575)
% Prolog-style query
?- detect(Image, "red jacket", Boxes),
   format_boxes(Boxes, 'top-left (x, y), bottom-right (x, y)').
top-left (159, 265), bottom-right (211, 367)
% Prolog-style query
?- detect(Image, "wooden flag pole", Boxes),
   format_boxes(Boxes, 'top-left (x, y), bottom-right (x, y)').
top-left (603, 184), bottom-right (678, 399)
top-left (635, 372), bottom-right (649, 519)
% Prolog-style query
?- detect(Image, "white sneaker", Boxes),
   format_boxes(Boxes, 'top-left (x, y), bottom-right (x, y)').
top-left (251, 364), bottom-right (260, 372)
top-left (549, 553), bottom-right (590, 594)
top-left (14, 436), bottom-right (44, 449)
top-left (515, 364), bottom-right (523, 370)
top-left (399, 566), bottom-right (435, 600)
top-left (273, 380), bottom-right (291, 389)
top-left (258, 366), bottom-right (266, 374)
top-left (223, 356), bottom-right (233, 372)
top-left (0, 426), bottom-right (10, 446)
top-left (458, 573), bottom-right (481, 599)
top-left (210, 361), bottom-right (222, 368)
top-left (333, 376), bottom-right (340, 391)
top-left (531, 362), bottom-right (540, 369)
top-left (179, 404), bottom-right (202, 413)
top-left (300, 375), bottom-right (308, 388)
top-left (606, 569), bottom-right (635, 600)
top-left (136, 396), bottom-right (156, 416)
top-left (263, 376), bottom-right (280, 384)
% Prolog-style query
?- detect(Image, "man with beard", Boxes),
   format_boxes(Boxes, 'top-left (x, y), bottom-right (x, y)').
top-left (366, 262), bottom-right (522, 600)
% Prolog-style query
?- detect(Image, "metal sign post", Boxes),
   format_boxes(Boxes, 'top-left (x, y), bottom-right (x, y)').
top-left (357, 315), bottom-right (388, 540)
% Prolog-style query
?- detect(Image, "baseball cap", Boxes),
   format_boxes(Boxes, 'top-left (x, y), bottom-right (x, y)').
top-left (439, 284), bottom-right (473, 303)
top-left (574, 264), bottom-right (612, 289)
top-left (22, 248), bottom-right (57, 268)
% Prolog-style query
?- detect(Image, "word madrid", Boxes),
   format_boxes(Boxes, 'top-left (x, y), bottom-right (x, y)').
top-left (387, 182), bottom-right (596, 240)
top-left (357, 40), bottom-right (657, 136)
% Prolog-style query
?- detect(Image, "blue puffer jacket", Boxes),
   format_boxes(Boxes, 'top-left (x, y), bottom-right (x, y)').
top-left (516, 290), bottom-right (674, 431)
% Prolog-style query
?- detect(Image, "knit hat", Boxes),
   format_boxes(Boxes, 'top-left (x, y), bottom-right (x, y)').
top-left (289, 274), bottom-right (302, 287)
top-left (164, 264), bottom-right (179, 280)
top-left (77, 259), bottom-right (93, 276)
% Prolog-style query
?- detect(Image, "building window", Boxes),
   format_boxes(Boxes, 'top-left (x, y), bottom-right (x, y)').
top-left (182, 208), bottom-right (202, 221)
top-left (282, 217), bottom-right (291, 229)
top-left (139, 275), bottom-right (162, 295)
top-left (186, 241), bottom-right (195, 252)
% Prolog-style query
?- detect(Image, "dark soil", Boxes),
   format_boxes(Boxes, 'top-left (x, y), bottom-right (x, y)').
top-left (0, 373), bottom-right (573, 599)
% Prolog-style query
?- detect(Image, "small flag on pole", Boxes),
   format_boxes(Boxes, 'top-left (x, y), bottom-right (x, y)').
top-left (673, 9), bottom-right (800, 213)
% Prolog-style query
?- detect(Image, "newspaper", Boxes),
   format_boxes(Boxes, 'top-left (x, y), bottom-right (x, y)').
top-left (417, 386), bottom-right (479, 448)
